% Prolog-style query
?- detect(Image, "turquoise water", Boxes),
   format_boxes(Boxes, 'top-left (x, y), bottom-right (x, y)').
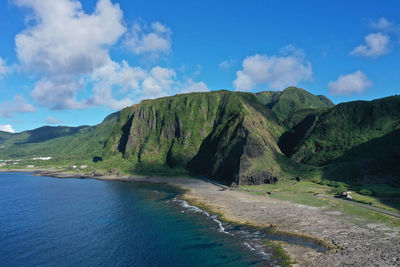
top-left (0, 172), bottom-right (275, 266)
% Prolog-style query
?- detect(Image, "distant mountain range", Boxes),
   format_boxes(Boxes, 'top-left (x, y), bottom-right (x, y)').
top-left (1, 87), bottom-right (399, 186)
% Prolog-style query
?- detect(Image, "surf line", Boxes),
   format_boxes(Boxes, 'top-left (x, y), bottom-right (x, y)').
top-left (172, 197), bottom-right (232, 235)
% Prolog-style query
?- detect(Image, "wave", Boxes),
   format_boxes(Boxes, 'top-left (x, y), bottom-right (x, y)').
top-left (172, 197), bottom-right (271, 260)
top-left (172, 197), bottom-right (231, 235)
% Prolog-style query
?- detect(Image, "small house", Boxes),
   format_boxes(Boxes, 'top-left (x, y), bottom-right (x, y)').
top-left (341, 191), bottom-right (352, 199)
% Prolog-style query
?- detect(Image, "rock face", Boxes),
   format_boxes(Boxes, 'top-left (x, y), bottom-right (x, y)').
top-left (104, 90), bottom-right (288, 185)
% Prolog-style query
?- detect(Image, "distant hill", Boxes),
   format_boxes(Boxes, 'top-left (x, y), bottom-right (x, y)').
top-left (0, 112), bottom-right (119, 159)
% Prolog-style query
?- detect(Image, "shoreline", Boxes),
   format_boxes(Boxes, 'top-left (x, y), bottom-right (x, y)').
top-left (2, 169), bottom-right (400, 266)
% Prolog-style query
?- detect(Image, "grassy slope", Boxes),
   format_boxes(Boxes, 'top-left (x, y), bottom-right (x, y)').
top-left (270, 95), bottom-right (400, 213)
top-left (290, 96), bottom-right (400, 164)
top-left (279, 96), bottom-right (400, 182)
top-left (0, 112), bottom-right (119, 160)
top-left (255, 87), bottom-right (334, 126)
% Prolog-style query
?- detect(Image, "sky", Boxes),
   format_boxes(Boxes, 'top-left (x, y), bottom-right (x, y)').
top-left (0, 0), bottom-right (399, 133)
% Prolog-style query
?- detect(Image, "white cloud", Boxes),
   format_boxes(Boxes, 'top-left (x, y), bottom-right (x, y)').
top-left (141, 66), bottom-right (176, 99)
top-left (219, 59), bottom-right (234, 71)
top-left (180, 79), bottom-right (210, 93)
top-left (88, 60), bottom-right (145, 109)
top-left (15, 0), bottom-right (126, 110)
top-left (44, 116), bottom-right (61, 125)
top-left (31, 78), bottom-right (86, 110)
top-left (0, 57), bottom-right (10, 78)
top-left (88, 60), bottom-right (177, 109)
top-left (0, 95), bottom-right (37, 117)
top-left (233, 47), bottom-right (312, 91)
top-left (351, 33), bottom-right (390, 58)
top-left (124, 21), bottom-right (172, 59)
top-left (370, 17), bottom-right (396, 32)
top-left (0, 124), bottom-right (15, 133)
top-left (15, 0), bottom-right (125, 76)
top-left (328, 71), bottom-right (372, 95)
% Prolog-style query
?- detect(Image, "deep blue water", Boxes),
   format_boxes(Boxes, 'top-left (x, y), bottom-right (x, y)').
top-left (0, 172), bottom-right (273, 266)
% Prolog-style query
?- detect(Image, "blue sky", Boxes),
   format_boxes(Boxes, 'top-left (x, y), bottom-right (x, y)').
top-left (0, 0), bottom-right (399, 132)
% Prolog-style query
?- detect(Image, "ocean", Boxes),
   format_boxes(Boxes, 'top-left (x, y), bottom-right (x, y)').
top-left (0, 172), bottom-right (276, 266)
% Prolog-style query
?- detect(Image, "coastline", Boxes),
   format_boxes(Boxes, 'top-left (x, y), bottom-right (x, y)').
top-left (2, 169), bottom-right (399, 266)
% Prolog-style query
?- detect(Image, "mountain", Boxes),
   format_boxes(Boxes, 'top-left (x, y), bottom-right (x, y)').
top-left (279, 95), bottom-right (400, 184)
top-left (1, 87), bottom-right (398, 186)
top-left (255, 87), bottom-right (334, 127)
top-left (0, 112), bottom-right (119, 160)
top-left (104, 90), bottom-right (293, 184)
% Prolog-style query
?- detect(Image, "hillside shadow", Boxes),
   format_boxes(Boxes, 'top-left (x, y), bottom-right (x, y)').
top-left (118, 115), bottom-right (134, 154)
top-left (321, 128), bottom-right (400, 211)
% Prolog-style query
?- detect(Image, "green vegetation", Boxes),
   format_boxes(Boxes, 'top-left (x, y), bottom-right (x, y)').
top-left (280, 96), bottom-right (400, 182)
top-left (255, 86), bottom-right (334, 123)
top-left (0, 112), bottom-right (119, 160)
top-left (265, 241), bottom-right (296, 267)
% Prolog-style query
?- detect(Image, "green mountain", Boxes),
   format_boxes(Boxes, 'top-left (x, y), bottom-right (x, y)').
top-left (279, 95), bottom-right (400, 184)
top-left (255, 87), bottom-right (334, 127)
top-left (1, 87), bottom-right (398, 187)
top-left (0, 112), bottom-right (119, 160)
top-left (104, 90), bottom-right (291, 184)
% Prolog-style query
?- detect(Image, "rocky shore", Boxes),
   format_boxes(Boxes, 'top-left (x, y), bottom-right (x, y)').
top-left (4, 169), bottom-right (400, 266)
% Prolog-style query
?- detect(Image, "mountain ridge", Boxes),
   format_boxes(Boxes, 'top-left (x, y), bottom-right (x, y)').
top-left (1, 88), bottom-right (398, 186)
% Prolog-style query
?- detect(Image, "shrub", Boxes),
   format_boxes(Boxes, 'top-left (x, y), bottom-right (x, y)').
top-left (359, 189), bottom-right (376, 196)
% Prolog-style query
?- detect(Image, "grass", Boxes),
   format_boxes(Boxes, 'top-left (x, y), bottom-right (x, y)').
top-left (264, 241), bottom-right (296, 267)
top-left (350, 193), bottom-right (400, 213)
top-left (270, 193), bottom-right (400, 227)
top-left (241, 179), bottom-right (400, 227)
top-left (241, 180), bottom-right (332, 195)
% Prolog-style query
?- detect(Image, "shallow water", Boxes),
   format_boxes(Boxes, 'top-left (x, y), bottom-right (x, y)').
top-left (0, 172), bottom-right (277, 266)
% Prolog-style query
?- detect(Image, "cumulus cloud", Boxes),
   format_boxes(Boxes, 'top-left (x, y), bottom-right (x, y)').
top-left (124, 21), bottom-right (172, 59)
top-left (351, 33), bottom-right (390, 58)
top-left (13, 0), bottom-right (205, 111)
top-left (180, 79), bottom-right (210, 93)
top-left (15, 0), bottom-right (125, 76)
top-left (88, 60), bottom-right (145, 109)
top-left (31, 78), bottom-right (87, 110)
top-left (328, 71), bottom-right (372, 95)
top-left (141, 66), bottom-right (176, 99)
top-left (0, 124), bottom-right (15, 133)
top-left (0, 95), bottom-right (37, 118)
top-left (88, 60), bottom-right (177, 109)
top-left (15, 0), bottom-right (126, 109)
top-left (233, 46), bottom-right (312, 91)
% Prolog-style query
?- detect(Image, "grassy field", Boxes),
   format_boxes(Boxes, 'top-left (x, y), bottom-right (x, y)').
top-left (241, 179), bottom-right (400, 227)
top-left (241, 180), bottom-right (332, 195)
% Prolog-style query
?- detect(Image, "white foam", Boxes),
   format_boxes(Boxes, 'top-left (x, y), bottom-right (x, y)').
top-left (173, 197), bottom-right (271, 259)
top-left (173, 197), bottom-right (232, 235)
top-left (243, 242), bottom-right (256, 251)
